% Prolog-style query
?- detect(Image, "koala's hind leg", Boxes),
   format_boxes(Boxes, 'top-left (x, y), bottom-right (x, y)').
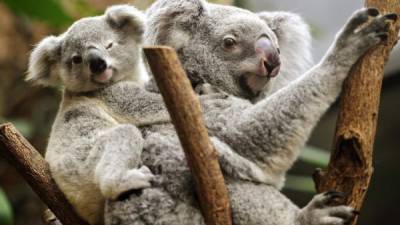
top-left (216, 8), bottom-right (397, 184)
top-left (91, 124), bottom-right (154, 200)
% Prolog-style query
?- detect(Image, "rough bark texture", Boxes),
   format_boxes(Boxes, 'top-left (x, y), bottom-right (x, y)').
top-left (0, 123), bottom-right (89, 225)
top-left (314, 1), bottom-right (400, 225)
top-left (144, 46), bottom-right (233, 225)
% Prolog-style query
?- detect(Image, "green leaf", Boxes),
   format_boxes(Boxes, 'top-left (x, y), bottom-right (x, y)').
top-left (3, 0), bottom-right (72, 27)
top-left (300, 145), bottom-right (330, 167)
top-left (0, 188), bottom-right (13, 225)
top-left (285, 175), bottom-right (316, 193)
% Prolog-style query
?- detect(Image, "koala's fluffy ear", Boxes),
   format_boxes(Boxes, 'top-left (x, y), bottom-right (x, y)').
top-left (27, 36), bottom-right (62, 86)
top-left (258, 12), bottom-right (310, 43)
top-left (105, 5), bottom-right (146, 42)
top-left (145, 0), bottom-right (208, 46)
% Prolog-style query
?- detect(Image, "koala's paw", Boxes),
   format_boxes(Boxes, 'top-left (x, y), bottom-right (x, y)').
top-left (103, 166), bottom-right (155, 200)
top-left (195, 83), bottom-right (221, 95)
top-left (337, 8), bottom-right (397, 54)
top-left (298, 191), bottom-right (358, 225)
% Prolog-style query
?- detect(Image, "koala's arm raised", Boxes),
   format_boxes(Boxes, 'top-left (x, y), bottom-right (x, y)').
top-left (217, 9), bottom-right (396, 184)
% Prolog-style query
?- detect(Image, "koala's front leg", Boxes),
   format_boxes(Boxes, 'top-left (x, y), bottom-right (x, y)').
top-left (218, 8), bottom-right (397, 184)
top-left (92, 124), bottom-right (154, 200)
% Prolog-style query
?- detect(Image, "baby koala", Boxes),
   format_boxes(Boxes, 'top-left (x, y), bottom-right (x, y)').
top-left (27, 5), bottom-right (165, 225)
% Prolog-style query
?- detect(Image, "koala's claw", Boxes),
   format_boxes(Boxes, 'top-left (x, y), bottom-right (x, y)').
top-left (323, 191), bottom-right (346, 202)
top-left (298, 192), bottom-right (355, 225)
top-left (384, 13), bottom-right (398, 22)
top-left (335, 8), bottom-right (397, 61)
top-left (343, 8), bottom-right (379, 33)
top-left (377, 33), bottom-right (389, 42)
top-left (308, 191), bottom-right (346, 208)
top-left (366, 8), bottom-right (380, 17)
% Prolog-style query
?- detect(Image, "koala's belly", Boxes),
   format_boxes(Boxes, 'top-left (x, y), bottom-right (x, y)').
top-left (105, 131), bottom-right (300, 225)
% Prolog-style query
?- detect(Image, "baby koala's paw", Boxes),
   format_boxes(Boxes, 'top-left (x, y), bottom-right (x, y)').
top-left (102, 166), bottom-right (155, 200)
top-left (298, 191), bottom-right (358, 225)
top-left (195, 83), bottom-right (222, 95)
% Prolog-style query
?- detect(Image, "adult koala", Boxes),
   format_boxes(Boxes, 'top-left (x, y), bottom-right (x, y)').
top-left (105, 1), bottom-right (397, 225)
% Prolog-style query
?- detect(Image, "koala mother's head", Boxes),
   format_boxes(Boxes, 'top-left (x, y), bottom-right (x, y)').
top-left (27, 5), bottom-right (145, 93)
top-left (146, 0), bottom-right (282, 99)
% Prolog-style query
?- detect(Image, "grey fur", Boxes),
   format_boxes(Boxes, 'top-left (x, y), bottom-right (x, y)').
top-left (29, 1), bottom-right (396, 225)
top-left (27, 5), bottom-right (162, 225)
top-left (104, 1), bottom-right (396, 225)
top-left (28, 4), bottom-right (254, 224)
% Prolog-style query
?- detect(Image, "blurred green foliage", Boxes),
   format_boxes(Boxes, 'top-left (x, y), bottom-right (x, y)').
top-left (300, 145), bottom-right (330, 168)
top-left (285, 175), bottom-right (315, 193)
top-left (234, 0), bottom-right (247, 8)
top-left (70, 0), bottom-right (101, 17)
top-left (0, 188), bottom-right (13, 225)
top-left (3, 0), bottom-right (72, 27)
top-left (285, 146), bottom-right (329, 193)
top-left (0, 117), bottom-right (34, 139)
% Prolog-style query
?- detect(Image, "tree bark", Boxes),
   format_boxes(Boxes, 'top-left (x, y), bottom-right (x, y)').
top-left (0, 123), bottom-right (89, 225)
top-left (144, 46), bottom-right (232, 225)
top-left (314, 1), bottom-right (400, 225)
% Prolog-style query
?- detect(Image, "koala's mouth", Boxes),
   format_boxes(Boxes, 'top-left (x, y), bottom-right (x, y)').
top-left (239, 73), bottom-right (271, 97)
top-left (92, 68), bottom-right (114, 84)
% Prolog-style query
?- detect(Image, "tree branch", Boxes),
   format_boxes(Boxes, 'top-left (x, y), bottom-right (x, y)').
top-left (144, 46), bottom-right (233, 225)
top-left (313, 2), bottom-right (400, 225)
top-left (0, 123), bottom-right (89, 225)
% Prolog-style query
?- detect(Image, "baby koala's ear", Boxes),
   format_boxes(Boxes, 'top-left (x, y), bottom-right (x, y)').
top-left (27, 35), bottom-right (62, 86)
top-left (105, 5), bottom-right (146, 42)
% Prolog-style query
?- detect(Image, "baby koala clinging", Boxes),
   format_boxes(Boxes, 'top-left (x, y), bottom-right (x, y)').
top-left (27, 5), bottom-right (161, 225)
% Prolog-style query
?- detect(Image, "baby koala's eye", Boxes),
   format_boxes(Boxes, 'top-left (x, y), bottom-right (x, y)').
top-left (72, 55), bottom-right (83, 64)
top-left (223, 36), bottom-right (237, 49)
top-left (106, 42), bottom-right (113, 50)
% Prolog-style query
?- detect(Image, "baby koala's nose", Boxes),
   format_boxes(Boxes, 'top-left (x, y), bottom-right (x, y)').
top-left (89, 53), bottom-right (107, 75)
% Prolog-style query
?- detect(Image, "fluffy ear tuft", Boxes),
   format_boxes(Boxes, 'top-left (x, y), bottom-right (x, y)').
top-left (145, 0), bottom-right (208, 46)
top-left (105, 5), bottom-right (146, 41)
top-left (26, 36), bottom-right (62, 87)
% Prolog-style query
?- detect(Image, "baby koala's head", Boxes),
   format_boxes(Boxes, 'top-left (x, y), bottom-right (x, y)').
top-left (27, 5), bottom-right (145, 93)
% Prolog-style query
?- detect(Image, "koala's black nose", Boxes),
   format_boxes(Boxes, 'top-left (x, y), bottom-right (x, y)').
top-left (255, 37), bottom-right (281, 78)
top-left (88, 53), bottom-right (107, 75)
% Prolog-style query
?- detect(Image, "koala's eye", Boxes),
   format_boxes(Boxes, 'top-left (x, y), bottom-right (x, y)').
top-left (106, 42), bottom-right (113, 50)
top-left (223, 37), bottom-right (237, 49)
top-left (72, 55), bottom-right (83, 64)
